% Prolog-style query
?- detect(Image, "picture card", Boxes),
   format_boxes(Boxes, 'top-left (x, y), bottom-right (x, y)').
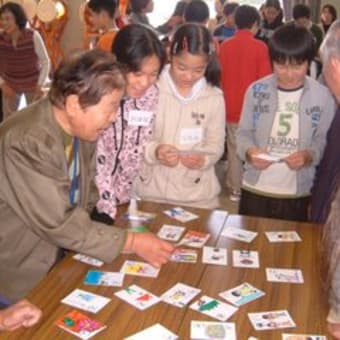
top-left (125, 323), bottom-right (178, 340)
top-left (190, 295), bottom-right (238, 321)
top-left (157, 224), bottom-right (186, 242)
top-left (232, 250), bottom-right (260, 268)
top-left (115, 284), bottom-right (160, 310)
top-left (265, 231), bottom-right (302, 242)
top-left (163, 207), bottom-right (199, 223)
top-left (190, 321), bottom-right (236, 340)
top-left (161, 282), bottom-right (201, 308)
top-left (84, 270), bottom-right (124, 287)
top-left (124, 211), bottom-right (156, 223)
top-left (219, 282), bottom-right (265, 307)
top-left (61, 289), bottom-right (110, 313)
top-left (120, 260), bottom-right (160, 278)
top-left (248, 310), bottom-right (296, 330)
top-left (170, 248), bottom-right (198, 263)
top-left (266, 268), bottom-right (304, 283)
top-left (73, 254), bottom-right (103, 267)
top-left (55, 310), bottom-right (106, 340)
top-left (282, 334), bottom-right (326, 340)
top-left (221, 227), bottom-right (258, 243)
top-left (177, 230), bottom-right (210, 248)
top-left (202, 246), bottom-right (227, 266)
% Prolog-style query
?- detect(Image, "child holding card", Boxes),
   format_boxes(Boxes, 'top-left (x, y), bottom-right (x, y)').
top-left (236, 24), bottom-right (336, 221)
top-left (134, 23), bottom-right (225, 209)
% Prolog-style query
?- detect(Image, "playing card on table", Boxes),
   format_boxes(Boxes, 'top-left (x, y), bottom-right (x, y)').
top-left (202, 246), bottom-right (227, 265)
top-left (190, 321), bottom-right (236, 340)
top-left (232, 250), bottom-right (259, 268)
top-left (161, 282), bottom-right (201, 308)
top-left (170, 248), bottom-right (198, 263)
top-left (120, 260), bottom-right (160, 278)
top-left (124, 323), bottom-right (178, 340)
top-left (115, 284), bottom-right (160, 310)
top-left (219, 282), bottom-right (265, 307)
top-left (190, 295), bottom-right (238, 321)
top-left (221, 227), bottom-right (258, 243)
top-left (157, 224), bottom-right (186, 242)
top-left (266, 268), bottom-right (304, 283)
top-left (248, 310), bottom-right (296, 330)
top-left (265, 231), bottom-right (302, 242)
top-left (73, 254), bottom-right (104, 267)
top-left (124, 210), bottom-right (156, 223)
top-left (84, 270), bottom-right (124, 287)
top-left (61, 289), bottom-right (110, 313)
top-left (177, 230), bottom-right (210, 248)
top-left (55, 310), bottom-right (107, 340)
top-left (282, 334), bottom-right (326, 340)
top-left (163, 207), bottom-right (199, 223)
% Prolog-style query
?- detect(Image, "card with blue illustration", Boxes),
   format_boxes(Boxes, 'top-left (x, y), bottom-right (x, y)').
top-left (84, 270), bottom-right (124, 287)
top-left (163, 207), bottom-right (199, 223)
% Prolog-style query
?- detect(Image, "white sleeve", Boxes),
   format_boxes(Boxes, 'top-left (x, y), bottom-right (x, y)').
top-left (33, 30), bottom-right (51, 87)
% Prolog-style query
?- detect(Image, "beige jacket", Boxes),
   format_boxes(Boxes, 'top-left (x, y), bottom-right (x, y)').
top-left (134, 70), bottom-right (225, 209)
top-left (0, 98), bottom-right (127, 302)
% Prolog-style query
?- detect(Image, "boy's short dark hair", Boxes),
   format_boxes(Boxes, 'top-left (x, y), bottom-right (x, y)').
top-left (87, 0), bottom-right (117, 18)
top-left (293, 4), bottom-right (311, 20)
top-left (234, 5), bottom-right (260, 29)
top-left (184, 0), bottom-right (210, 24)
top-left (223, 2), bottom-right (239, 17)
top-left (269, 24), bottom-right (316, 64)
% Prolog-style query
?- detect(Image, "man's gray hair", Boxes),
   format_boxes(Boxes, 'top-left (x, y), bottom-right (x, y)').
top-left (320, 19), bottom-right (340, 64)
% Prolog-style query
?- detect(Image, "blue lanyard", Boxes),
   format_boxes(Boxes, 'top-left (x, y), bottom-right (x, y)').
top-left (69, 137), bottom-right (79, 206)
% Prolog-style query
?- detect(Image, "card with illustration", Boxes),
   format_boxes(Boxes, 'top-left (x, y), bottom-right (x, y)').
top-left (219, 282), bottom-right (265, 307)
top-left (61, 289), bottom-right (110, 314)
top-left (84, 270), bottom-right (124, 287)
top-left (177, 230), bottom-right (210, 248)
top-left (248, 310), bottom-right (296, 330)
top-left (221, 227), bottom-right (258, 243)
top-left (266, 268), bottom-right (304, 283)
top-left (125, 323), bottom-right (178, 340)
top-left (120, 260), bottom-right (160, 278)
top-left (190, 295), bottom-right (238, 321)
top-left (170, 248), bottom-right (198, 263)
top-left (161, 282), bottom-right (201, 308)
top-left (73, 254), bottom-right (104, 267)
top-left (55, 310), bottom-right (107, 340)
top-left (282, 334), bottom-right (327, 340)
top-left (232, 250), bottom-right (260, 268)
top-left (115, 284), bottom-right (160, 310)
top-left (265, 231), bottom-right (302, 243)
top-left (157, 224), bottom-right (186, 242)
top-left (202, 246), bottom-right (227, 265)
top-left (190, 321), bottom-right (236, 340)
top-left (163, 207), bottom-right (199, 223)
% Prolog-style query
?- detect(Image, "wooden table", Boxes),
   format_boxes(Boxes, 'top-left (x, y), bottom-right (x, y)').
top-left (5, 202), bottom-right (329, 339)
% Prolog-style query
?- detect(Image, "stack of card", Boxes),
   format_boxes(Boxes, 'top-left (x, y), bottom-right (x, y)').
top-left (221, 227), bottom-right (258, 243)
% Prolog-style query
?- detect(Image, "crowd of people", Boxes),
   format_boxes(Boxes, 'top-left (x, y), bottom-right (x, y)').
top-left (1, 0), bottom-right (340, 338)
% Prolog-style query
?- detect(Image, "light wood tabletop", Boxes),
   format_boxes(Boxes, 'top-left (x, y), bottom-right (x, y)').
top-left (4, 202), bottom-right (329, 340)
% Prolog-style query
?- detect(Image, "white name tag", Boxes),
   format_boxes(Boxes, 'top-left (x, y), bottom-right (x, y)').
top-left (128, 110), bottom-right (153, 127)
top-left (179, 127), bottom-right (203, 145)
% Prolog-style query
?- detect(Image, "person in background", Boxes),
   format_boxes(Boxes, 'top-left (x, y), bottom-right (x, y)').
top-left (0, 49), bottom-right (173, 302)
top-left (256, 0), bottom-right (283, 44)
top-left (219, 4), bottom-right (272, 202)
top-left (129, 0), bottom-right (154, 27)
top-left (134, 23), bottom-right (225, 209)
top-left (319, 4), bottom-right (337, 35)
top-left (87, 0), bottom-right (119, 52)
top-left (213, 2), bottom-right (239, 44)
top-left (0, 300), bottom-right (41, 332)
top-left (93, 24), bottom-right (167, 224)
top-left (208, 0), bottom-right (227, 32)
top-left (0, 2), bottom-right (50, 119)
top-left (311, 19), bottom-right (340, 224)
top-left (236, 24), bottom-right (335, 221)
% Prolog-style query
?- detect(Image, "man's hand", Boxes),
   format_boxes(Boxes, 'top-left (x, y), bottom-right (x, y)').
top-left (156, 144), bottom-right (179, 167)
top-left (282, 150), bottom-right (312, 170)
top-left (328, 322), bottom-right (340, 339)
top-left (124, 232), bottom-right (175, 268)
top-left (180, 153), bottom-right (205, 169)
top-left (0, 300), bottom-right (42, 331)
top-left (246, 147), bottom-right (274, 170)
